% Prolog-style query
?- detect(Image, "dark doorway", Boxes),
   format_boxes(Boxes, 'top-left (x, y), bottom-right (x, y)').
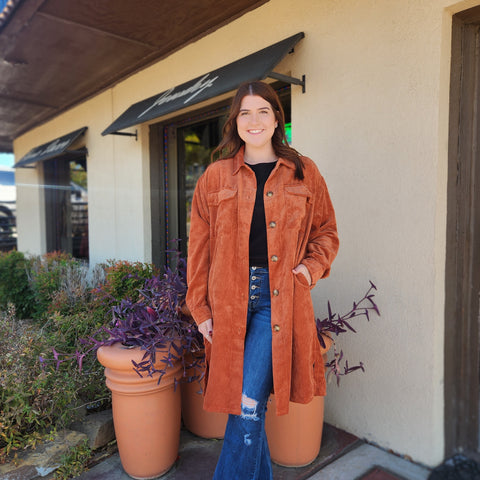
top-left (176, 117), bottom-right (224, 258)
top-left (445, 8), bottom-right (480, 459)
top-left (149, 108), bottom-right (227, 267)
top-left (43, 155), bottom-right (89, 260)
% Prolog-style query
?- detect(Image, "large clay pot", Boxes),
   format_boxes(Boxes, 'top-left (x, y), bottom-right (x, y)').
top-left (265, 395), bottom-right (325, 467)
top-left (180, 354), bottom-right (228, 439)
top-left (265, 333), bottom-right (332, 467)
top-left (97, 343), bottom-right (182, 479)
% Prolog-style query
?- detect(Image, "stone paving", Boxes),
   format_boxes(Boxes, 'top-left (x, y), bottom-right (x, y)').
top-left (0, 418), bottom-right (432, 480)
top-left (72, 423), bottom-right (431, 480)
top-left (71, 423), bottom-right (360, 480)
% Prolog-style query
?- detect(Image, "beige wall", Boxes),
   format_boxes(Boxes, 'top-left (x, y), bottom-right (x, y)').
top-left (13, 0), bottom-right (480, 466)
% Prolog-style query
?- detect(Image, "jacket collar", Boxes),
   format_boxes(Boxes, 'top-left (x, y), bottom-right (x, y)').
top-left (232, 145), bottom-right (296, 175)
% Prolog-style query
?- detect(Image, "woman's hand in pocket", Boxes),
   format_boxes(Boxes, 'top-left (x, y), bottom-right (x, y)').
top-left (292, 263), bottom-right (312, 286)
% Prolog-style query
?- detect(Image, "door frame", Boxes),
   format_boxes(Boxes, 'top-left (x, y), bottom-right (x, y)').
top-left (445, 10), bottom-right (480, 458)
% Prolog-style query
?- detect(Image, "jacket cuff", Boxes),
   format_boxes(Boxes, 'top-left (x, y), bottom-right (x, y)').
top-left (301, 258), bottom-right (329, 287)
top-left (188, 304), bottom-right (213, 326)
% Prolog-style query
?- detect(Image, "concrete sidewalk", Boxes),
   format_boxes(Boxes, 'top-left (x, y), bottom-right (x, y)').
top-left (76, 424), bottom-right (431, 480)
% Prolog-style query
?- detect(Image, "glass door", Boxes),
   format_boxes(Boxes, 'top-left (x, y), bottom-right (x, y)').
top-left (177, 117), bottom-right (223, 257)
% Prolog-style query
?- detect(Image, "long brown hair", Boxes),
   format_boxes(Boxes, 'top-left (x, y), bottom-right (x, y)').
top-left (212, 81), bottom-right (305, 180)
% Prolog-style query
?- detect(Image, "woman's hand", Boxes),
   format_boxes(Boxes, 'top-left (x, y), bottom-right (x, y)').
top-left (198, 318), bottom-right (213, 344)
top-left (292, 263), bottom-right (312, 286)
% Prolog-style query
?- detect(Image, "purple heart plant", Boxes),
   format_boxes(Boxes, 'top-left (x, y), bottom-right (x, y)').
top-left (316, 281), bottom-right (380, 385)
top-left (92, 256), bottom-right (204, 384)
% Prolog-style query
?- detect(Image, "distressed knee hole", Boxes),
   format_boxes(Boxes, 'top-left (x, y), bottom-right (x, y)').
top-left (241, 393), bottom-right (260, 421)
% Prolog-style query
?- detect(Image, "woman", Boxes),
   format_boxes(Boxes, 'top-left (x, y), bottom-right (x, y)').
top-left (186, 81), bottom-right (339, 479)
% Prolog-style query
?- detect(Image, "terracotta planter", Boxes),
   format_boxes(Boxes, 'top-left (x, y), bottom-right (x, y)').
top-left (265, 395), bottom-right (325, 467)
top-left (265, 334), bottom-right (332, 467)
top-left (181, 355), bottom-right (228, 439)
top-left (97, 343), bottom-right (182, 479)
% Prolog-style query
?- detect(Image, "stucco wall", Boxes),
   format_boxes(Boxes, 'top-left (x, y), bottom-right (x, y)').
top-left (290, 0), bottom-right (448, 466)
top-left (13, 0), bottom-right (480, 466)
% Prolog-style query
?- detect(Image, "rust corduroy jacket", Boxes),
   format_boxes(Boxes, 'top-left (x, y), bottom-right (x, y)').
top-left (186, 148), bottom-right (339, 416)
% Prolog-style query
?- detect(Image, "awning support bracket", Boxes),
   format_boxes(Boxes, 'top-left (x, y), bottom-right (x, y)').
top-left (268, 72), bottom-right (306, 93)
top-left (110, 130), bottom-right (138, 140)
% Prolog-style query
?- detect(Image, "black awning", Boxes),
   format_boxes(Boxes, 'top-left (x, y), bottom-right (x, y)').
top-left (102, 32), bottom-right (305, 136)
top-left (14, 127), bottom-right (87, 168)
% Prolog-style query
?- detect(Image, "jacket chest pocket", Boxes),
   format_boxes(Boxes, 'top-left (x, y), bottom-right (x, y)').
top-left (284, 184), bottom-right (312, 230)
top-left (207, 188), bottom-right (238, 236)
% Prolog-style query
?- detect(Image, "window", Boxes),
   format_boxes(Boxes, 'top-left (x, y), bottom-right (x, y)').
top-left (43, 155), bottom-right (89, 260)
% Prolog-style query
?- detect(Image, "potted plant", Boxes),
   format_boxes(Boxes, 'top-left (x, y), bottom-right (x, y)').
top-left (265, 281), bottom-right (380, 467)
top-left (83, 257), bottom-right (202, 479)
top-left (179, 303), bottom-right (228, 439)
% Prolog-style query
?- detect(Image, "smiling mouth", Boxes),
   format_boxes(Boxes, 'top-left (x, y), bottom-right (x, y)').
top-left (248, 129), bottom-right (263, 134)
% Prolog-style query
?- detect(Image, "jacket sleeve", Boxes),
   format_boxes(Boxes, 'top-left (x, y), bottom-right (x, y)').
top-left (186, 173), bottom-right (213, 325)
top-left (301, 165), bottom-right (340, 287)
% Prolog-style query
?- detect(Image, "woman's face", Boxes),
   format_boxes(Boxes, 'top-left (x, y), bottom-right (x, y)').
top-left (236, 95), bottom-right (278, 150)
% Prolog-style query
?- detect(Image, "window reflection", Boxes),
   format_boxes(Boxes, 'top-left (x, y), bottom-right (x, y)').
top-left (178, 118), bottom-right (223, 253)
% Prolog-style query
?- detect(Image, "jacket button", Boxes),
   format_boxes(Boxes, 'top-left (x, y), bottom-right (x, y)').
top-left (271, 255), bottom-right (278, 262)
top-left (273, 324), bottom-right (280, 332)
top-left (269, 221), bottom-right (276, 228)
top-left (266, 191), bottom-right (274, 197)
top-left (273, 289), bottom-right (279, 296)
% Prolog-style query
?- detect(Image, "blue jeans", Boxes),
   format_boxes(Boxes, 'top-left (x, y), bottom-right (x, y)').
top-left (213, 267), bottom-right (274, 480)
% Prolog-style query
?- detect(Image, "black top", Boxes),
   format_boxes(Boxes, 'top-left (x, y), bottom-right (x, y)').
top-left (247, 161), bottom-right (277, 267)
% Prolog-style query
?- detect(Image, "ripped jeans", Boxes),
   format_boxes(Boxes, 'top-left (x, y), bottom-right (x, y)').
top-left (213, 267), bottom-right (274, 480)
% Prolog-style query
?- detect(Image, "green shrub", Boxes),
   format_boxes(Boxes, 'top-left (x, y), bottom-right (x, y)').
top-left (53, 439), bottom-right (92, 480)
top-left (0, 298), bottom-right (108, 463)
top-left (47, 262), bottom-right (105, 318)
top-left (27, 252), bottom-right (84, 319)
top-left (0, 250), bottom-right (35, 319)
top-left (40, 310), bottom-right (110, 413)
top-left (0, 309), bottom-right (64, 459)
top-left (92, 260), bottom-right (160, 318)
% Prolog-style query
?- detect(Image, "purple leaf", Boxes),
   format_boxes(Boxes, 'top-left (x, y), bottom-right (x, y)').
top-left (317, 282), bottom-right (380, 385)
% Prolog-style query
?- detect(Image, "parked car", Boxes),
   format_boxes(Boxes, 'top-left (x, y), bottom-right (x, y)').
top-left (0, 166), bottom-right (17, 251)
